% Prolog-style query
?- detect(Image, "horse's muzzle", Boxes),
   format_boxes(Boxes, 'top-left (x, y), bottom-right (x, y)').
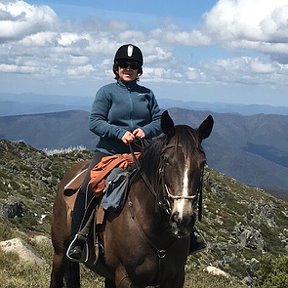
top-left (169, 210), bottom-right (193, 237)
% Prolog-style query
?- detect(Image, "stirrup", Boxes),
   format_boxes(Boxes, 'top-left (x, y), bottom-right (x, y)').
top-left (66, 234), bottom-right (89, 263)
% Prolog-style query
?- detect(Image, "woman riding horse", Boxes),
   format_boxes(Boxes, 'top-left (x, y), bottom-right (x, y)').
top-left (50, 110), bottom-right (213, 288)
top-left (66, 44), bottom-right (206, 262)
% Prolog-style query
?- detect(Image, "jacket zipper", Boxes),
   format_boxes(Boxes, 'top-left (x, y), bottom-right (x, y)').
top-left (128, 87), bottom-right (134, 130)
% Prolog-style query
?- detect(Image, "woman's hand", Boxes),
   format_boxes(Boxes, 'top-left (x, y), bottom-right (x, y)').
top-left (121, 129), bottom-right (145, 145)
top-left (121, 131), bottom-right (135, 145)
top-left (133, 128), bottom-right (145, 139)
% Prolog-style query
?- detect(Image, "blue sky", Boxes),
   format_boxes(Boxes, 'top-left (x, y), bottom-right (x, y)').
top-left (1, 0), bottom-right (288, 107)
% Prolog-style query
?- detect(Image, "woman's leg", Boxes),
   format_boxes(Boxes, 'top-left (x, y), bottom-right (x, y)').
top-left (66, 151), bottom-right (107, 262)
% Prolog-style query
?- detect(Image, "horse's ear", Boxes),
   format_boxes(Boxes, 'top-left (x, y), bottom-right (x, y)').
top-left (161, 110), bottom-right (175, 135)
top-left (198, 115), bottom-right (214, 140)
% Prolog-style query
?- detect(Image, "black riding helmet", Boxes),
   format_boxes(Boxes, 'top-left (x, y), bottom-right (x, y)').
top-left (113, 44), bottom-right (143, 79)
top-left (114, 44), bottom-right (143, 66)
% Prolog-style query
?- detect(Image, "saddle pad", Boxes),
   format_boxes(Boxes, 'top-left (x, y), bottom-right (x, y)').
top-left (101, 167), bottom-right (130, 213)
top-left (89, 153), bottom-right (140, 195)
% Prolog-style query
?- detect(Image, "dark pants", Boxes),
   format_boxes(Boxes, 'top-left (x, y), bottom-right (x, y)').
top-left (70, 151), bottom-right (108, 237)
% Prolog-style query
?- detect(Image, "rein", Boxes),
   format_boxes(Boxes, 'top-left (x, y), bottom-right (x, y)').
top-left (127, 193), bottom-right (175, 288)
top-left (128, 143), bottom-right (174, 287)
top-left (129, 143), bottom-right (168, 213)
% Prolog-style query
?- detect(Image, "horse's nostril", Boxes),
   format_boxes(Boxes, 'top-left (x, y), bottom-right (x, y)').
top-left (171, 211), bottom-right (193, 227)
top-left (184, 216), bottom-right (192, 226)
top-left (171, 212), bottom-right (180, 223)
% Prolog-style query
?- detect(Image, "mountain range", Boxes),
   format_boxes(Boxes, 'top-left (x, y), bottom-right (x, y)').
top-left (0, 108), bottom-right (287, 200)
top-left (1, 92), bottom-right (288, 116)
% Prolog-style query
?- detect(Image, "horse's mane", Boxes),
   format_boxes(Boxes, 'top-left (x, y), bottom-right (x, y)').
top-left (138, 135), bottom-right (166, 185)
top-left (137, 125), bottom-right (199, 185)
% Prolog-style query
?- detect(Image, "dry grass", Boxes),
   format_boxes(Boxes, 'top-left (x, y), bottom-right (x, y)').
top-left (0, 241), bottom-right (246, 288)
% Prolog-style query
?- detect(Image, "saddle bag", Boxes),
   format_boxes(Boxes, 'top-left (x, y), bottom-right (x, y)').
top-left (101, 167), bottom-right (130, 213)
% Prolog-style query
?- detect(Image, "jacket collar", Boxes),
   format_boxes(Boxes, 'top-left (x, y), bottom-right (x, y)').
top-left (117, 79), bottom-right (137, 89)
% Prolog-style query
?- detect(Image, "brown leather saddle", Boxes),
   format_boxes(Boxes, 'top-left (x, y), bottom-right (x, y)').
top-left (63, 167), bottom-right (88, 210)
top-left (62, 162), bottom-right (132, 266)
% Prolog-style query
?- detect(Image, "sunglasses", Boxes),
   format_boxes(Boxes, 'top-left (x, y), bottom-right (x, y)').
top-left (118, 60), bottom-right (139, 70)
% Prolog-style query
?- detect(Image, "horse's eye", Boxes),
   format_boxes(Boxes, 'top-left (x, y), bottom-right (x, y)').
top-left (165, 158), bottom-right (172, 166)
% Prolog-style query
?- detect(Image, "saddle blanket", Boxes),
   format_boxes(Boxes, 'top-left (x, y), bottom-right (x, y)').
top-left (89, 152), bottom-right (140, 196)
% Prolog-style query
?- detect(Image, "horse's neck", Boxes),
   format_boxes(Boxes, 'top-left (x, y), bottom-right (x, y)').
top-left (130, 180), bottom-right (172, 242)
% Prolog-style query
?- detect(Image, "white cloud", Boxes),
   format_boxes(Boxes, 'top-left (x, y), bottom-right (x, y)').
top-left (0, 0), bottom-right (57, 42)
top-left (143, 66), bottom-right (186, 83)
top-left (57, 32), bottom-right (90, 47)
top-left (19, 31), bottom-right (57, 46)
top-left (151, 27), bottom-right (211, 46)
top-left (204, 0), bottom-right (288, 49)
top-left (144, 67), bottom-right (165, 79)
top-left (118, 30), bottom-right (146, 42)
top-left (67, 64), bottom-right (95, 77)
top-left (249, 60), bottom-right (276, 74)
top-left (185, 68), bottom-right (206, 81)
top-left (200, 56), bottom-right (288, 85)
top-left (69, 55), bottom-right (90, 66)
top-left (144, 45), bottom-right (173, 63)
top-left (0, 62), bottom-right (54, 74)
top-left (163, 30), bottom-right (210, 46)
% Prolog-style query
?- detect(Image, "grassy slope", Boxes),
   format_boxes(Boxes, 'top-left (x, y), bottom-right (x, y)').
top-left (0, 140), bottom-right (287, 287)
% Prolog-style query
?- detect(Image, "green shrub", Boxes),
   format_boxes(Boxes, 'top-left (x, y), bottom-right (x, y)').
top-left (254, 254), bottom-right (288, 288)
top-left (0, 220), bottom-right (18, 240)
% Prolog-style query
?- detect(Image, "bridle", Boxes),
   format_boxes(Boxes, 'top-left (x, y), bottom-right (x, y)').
top-left (157, 143), bottom-right (205, 220)
top-left (129, 141), bottom-right (205, 220)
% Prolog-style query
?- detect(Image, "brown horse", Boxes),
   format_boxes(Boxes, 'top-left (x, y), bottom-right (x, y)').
top-left (50, 111), bottom-right (214, 288)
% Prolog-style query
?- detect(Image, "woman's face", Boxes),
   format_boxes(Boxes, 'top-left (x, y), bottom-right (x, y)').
top-left (116, 60), bottom-right (139, 82)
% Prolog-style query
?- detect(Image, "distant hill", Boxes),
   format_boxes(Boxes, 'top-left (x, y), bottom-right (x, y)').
top-left (159, 98), bottom-right (288, 116)
top-left (1, 93), bottom-right (288, 116)
top-left (0, 93), bottom-right (93, 116)
top-left (0, 100), bottom-right (80, 115)
top-left (0, 110), bottom-right (96, 149)
top-left (0, 139), bottom-right (287, 287)
top-left (0, 108), bottom-right (288, 199)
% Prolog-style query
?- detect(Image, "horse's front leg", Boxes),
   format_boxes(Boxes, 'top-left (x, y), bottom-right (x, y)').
top-left (105, 278), bottom-right (116, 288)
top-left (115, 264), bottom-right (134, 288)
top-left (160, 268), bottom-right (185, 288)
top-left (64, 260), bottom-right (80, 288)
top-left (50, 253), bottom-right (65, 288)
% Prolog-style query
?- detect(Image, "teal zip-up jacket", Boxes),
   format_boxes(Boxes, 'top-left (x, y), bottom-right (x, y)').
top-left (89, 80), bottom-right (162, 154)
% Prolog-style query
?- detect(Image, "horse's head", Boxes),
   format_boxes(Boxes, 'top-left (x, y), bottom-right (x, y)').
top-left (160, 111), bottom-right (214, 237)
